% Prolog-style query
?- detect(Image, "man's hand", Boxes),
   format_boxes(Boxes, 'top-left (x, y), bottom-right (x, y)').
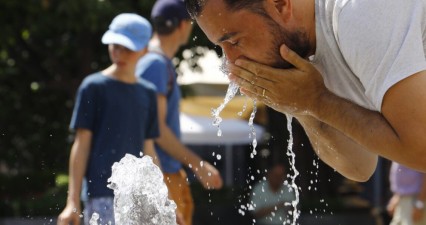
top-left (192, 161), bottom-right (223, 190)
top-left (57, 203), bottom-right (81, 225)
top-left (229, 44), bottom-right (327, 117)
top-left (176, 211), bottom-right (186, 225)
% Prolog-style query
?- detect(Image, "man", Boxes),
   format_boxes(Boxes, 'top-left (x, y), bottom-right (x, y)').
top-left (250, 163), bottom-right (295, 225)
top-left (387, 162), bottom-right (426, 225)
top-left (136, 1), bottom-right (223, 225)
top-left (184, 0), bottom-right (426, 181)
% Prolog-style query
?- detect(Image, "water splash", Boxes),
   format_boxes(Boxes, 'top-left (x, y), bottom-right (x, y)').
top-left (285, 115), bottom-right (300, 225)
top-left (248, 99), bottom-right (257, 158)
top-left (237, 93), bottom-right (248, 117)
top-left (211, 55), bottom-right (239, 136)
top-left (211, 81), bottom-right (260, 159)
top-left (211, 81), bottom-right (240, 137)
top-left (89, 213), bottom-right (100, 225)
top-left (106, 154), bottom-right (177, 225)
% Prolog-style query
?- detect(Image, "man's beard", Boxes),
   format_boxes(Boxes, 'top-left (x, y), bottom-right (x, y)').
top-left (220, 15), bottom-right (312, 74)
top-left (267, 18), bottom-right (312, 69)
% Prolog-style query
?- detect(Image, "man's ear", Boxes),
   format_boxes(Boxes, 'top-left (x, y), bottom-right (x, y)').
top-left (273, 0), bottom-right (286, 13)
top-left (177, 20), bottom-right (184, 30)
top-left (266, 0), bottom-right (291, 22)
top-left (177, 20), bottom-right (190, 32)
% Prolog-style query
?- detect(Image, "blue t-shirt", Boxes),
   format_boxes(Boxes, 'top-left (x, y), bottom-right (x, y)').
top-left (70, 73), bottom-right (159, 197)
top-left (136, 52), bottom-right (182, 173)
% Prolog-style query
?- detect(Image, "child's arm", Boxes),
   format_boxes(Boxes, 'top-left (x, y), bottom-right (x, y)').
top-left (58, 128), bottom-right (92, 225)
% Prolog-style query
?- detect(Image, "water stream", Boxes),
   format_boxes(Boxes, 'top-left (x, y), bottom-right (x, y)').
top-left (211, 81), bottom-right (240, 137)
top-left (212, 78), bottom-right (301, 224)
top-left (285, 114), bottom-right (300, 225)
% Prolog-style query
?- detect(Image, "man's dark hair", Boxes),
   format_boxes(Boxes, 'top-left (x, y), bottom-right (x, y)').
top-left (152, 17), bottom-right (181, 35)
top-left (185, 0), bottom-right (267, 19)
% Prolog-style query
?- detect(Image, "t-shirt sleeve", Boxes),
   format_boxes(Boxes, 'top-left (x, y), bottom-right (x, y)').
top-left (250, 182), bottom-right (267, 211)
top-left (137, 56), bottom-right (170, 96)
top-left (69, 81), bottom-right (97, 131)
top-left (336, 0), bottom-right (426, 110)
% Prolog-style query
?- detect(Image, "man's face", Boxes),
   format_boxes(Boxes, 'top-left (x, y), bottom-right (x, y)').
top-left (267, 165), bottom-right (286, 190)
top-left (180, 20), bottom-right (194, 46)
top-left (196, 0), bottom-right (311, 70)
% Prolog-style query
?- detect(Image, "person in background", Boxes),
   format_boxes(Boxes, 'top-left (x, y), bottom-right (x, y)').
top-left (136, 1), bottom-right (223, 225)
top-left (57, 13), bottom-right (159, 225)
top-left (387, 162), bottom-right (426, 225)
top-left (250, 162), bottom-right (295, 225)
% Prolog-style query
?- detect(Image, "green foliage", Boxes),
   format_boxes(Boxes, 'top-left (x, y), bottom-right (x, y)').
top-left (0, 172), bottom-right (67, 217)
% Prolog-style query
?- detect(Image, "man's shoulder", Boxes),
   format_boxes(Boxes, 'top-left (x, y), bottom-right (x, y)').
top-left (139, 52), bottom-right (169, 65)
top-left (137, 52), bottom-right (170, 75)
top-left (137, 77), bottom-right (157, 92)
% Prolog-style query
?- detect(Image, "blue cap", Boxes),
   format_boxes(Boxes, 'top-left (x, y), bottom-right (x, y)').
top-left (101, 13), bottom-right (152, 51)
top-left (151, 0), bottom-right (191, 22)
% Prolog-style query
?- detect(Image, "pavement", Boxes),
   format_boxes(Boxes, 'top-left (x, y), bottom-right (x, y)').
top-left (0, 206), bottom-right (381, 225)
top-left (192, 203), bottom-right (379, 225)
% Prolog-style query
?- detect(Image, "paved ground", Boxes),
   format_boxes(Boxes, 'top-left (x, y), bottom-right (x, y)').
top-left (0, 211), bottom-right (379, 225)
top-left (0, 207), bottom-right (382, 225)
top-left (0, 217), bottom-right (57, 225)
top-left (0, 213), bottom-right (377, 225)
top-left (192, 203), bottom-right (379, 225)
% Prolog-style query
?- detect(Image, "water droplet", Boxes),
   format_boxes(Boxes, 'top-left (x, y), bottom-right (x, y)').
top-left (216, 154), bottom-right (222, 160)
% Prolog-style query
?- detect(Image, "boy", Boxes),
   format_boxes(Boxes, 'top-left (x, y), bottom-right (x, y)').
top-left (57, 13), bottom-right (158, 225)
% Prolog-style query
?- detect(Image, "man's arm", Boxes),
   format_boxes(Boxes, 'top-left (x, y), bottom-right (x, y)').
top-left (229, 45), bottom-right (426, 181)
top-left (296, 115), bottom-right (377, 181)
top-left (58, 128), bottom-right (92, 225)
top-left (143, 139), bottom-right (161, 167)
top-left (295, 71), bottom-right (426, 180)
top-left (308, 69), bottom-right (426, 173)
top-left (154, 94), bottom-right (223, 189)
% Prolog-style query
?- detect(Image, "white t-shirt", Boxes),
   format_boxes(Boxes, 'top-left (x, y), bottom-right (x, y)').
top-left (250, 180), bottom-right (295, 225)
top-left (312, 0), bottom-right (426, 111)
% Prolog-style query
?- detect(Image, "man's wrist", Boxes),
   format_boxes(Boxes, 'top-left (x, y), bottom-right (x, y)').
top-left (414, 199), bottom-right (425, 209)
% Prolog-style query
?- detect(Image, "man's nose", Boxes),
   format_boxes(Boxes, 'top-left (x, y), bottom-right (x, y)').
top-left (221, 45), bottom-right (241, 64)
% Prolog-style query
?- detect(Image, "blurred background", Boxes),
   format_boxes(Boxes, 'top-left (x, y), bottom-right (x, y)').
top-left (0, 1), bottom-right (393, 224)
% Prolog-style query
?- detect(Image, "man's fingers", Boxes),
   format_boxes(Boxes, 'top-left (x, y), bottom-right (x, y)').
top-left (214, 174), bottom-right (223, 189)
top-left (228, 63), bottom-right (257, 86)
top-left (280, 44), bottom-right (307, 70)
top-left (234, 59), bottom-right (276, 81)
top-left (239, 87), bottom-right (261, 101)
